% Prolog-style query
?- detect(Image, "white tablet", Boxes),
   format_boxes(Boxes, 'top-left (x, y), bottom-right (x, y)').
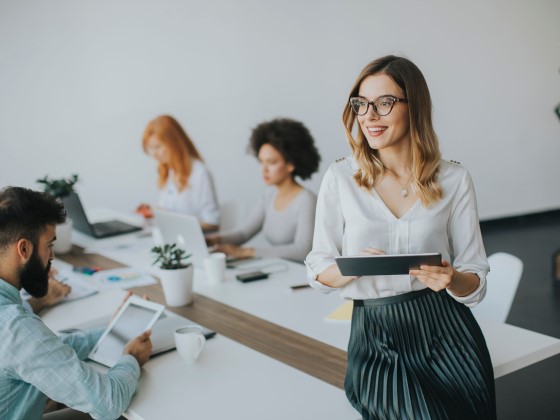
top-left (335, 253), bottom-right (442, 276)
top-left (88, 295), bottom-right (164, 367)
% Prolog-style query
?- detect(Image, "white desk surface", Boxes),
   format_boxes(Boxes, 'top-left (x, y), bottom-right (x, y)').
top-left (65, 209), bottom-right (560, 380)
top-left (42, 291), bottom-right (359, 420)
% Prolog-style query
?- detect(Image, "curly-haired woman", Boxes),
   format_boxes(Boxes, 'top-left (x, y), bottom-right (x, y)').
top-left (206, 118), bottom-right (321, 262)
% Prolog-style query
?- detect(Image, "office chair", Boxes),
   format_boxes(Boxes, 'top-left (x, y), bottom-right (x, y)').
top-left (471, 252), bottom-right (523, 323)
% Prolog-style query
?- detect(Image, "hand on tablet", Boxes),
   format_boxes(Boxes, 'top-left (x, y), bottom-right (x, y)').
top-left (409, 259), bottom-right (454, 292)
top-left (124, 330), bottom-right (153, 367)
top-left (410, 260), bottom-right (481, 297)
top-left (111, 291), bottom-right (150, 321)
top-left (317, 247), bottom-right (383, 288)
top-left (360, 247), bottom-right (386, 256)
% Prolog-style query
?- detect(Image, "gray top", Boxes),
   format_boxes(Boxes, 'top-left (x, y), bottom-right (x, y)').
top-left (219, 187), bottom-right (317, 262)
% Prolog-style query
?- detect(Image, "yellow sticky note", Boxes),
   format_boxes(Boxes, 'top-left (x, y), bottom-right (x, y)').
top-left (325, 300), bottom-right (353, 322)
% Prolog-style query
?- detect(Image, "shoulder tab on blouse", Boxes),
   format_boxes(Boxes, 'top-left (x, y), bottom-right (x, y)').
top-left (448, 159), bottom-right (461, 165)
top-left (335, 157), bottom-right (346, 163)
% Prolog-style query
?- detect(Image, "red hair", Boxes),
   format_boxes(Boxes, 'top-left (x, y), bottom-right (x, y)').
top-left (142, 115), bottom-right (203, 191)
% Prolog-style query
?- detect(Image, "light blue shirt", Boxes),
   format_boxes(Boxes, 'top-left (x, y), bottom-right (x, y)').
top-left (0, 279), bottom-right (141, 420)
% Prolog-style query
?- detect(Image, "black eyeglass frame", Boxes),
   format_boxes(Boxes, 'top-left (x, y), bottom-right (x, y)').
top-left (349, 95), bottom-right (408, 116)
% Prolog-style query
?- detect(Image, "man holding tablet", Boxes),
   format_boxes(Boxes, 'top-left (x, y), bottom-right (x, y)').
top-left (0, 187), bottom-right (153, 420)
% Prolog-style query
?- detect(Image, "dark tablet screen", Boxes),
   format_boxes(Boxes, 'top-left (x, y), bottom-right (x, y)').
top-left (335, 253), bottom-right (442, 276)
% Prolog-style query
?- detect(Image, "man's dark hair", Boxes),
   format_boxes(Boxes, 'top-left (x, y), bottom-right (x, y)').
top-left (0, 187), bottom-right (66, 249)
top-left (248, 118), bottom-right (321, 180)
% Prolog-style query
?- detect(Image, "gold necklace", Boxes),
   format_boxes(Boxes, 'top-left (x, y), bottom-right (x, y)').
top-left (384, 169), bottom-right (412, 198)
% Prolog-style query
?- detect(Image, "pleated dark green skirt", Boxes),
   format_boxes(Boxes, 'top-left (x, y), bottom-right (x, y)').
top-left (345, 289), bottom-right (496, 420)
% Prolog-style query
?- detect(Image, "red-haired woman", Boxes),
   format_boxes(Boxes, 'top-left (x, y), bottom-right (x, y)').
top-left (138, 115), bottom-right (219, 232)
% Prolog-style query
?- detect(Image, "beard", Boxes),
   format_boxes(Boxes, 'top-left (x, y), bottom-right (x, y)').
top-left (20, 249), bottom-right (51, 298)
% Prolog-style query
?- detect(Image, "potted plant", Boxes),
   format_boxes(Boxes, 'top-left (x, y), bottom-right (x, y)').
top-left (151, 244), bottom-right (194, 307)
top-left (36, 174), bottom-right (79, 199)
top-left (36, 174), bottom-right (79, 254)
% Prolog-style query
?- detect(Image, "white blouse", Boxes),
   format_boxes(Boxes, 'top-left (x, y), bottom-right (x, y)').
top-left (157, 159), bottom-right (220, 225)
top-left (305, 157), bottom-right (489, 307)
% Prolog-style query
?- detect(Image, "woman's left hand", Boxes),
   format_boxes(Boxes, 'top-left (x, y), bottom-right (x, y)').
top-left (409, 260), bottom-right (456, 292)
top-left (214, 244), bottom-right (254, 259)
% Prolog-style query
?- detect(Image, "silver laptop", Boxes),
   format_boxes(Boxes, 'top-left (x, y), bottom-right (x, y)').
top-left (152, 210), bottom-right (209, 267)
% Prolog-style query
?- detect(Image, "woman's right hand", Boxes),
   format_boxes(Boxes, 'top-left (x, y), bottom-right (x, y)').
top-left (205, 234), bottom-right (220, 247)
top-left (316, 248), bottom-right (385, 288)
top-left (136, 203), bottom-right (153, 219)
top-left (316, 264), bottom-right (357, 288)
top-left (360, 247), bottom-right (386, 256)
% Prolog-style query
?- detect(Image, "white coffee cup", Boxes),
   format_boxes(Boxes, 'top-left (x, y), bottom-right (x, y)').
top-left (53, 219), bottom-right (73, 254)
top-left (174, 325), bottom-right (206, 363)
top-left (204, 252), bottom-right (226, 284)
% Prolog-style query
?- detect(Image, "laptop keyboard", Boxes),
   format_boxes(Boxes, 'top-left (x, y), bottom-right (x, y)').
top-left (93, 220), bottom-right (138, 235)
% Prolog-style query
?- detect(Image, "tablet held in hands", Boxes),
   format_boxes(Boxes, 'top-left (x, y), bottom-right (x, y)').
top-left (335, 253), bottom-right (442, 276)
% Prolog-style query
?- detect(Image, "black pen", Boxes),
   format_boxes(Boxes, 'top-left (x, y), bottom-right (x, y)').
top-left (290, 284), bottom-right (311, 291)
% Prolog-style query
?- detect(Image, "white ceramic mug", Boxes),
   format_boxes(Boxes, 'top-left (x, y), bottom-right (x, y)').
top-left (53, 219), bottom-right (73, 254)
top-left (204, 252), bottom-right (226, 284)
top-left (174, 325), bottom-right (206, 363)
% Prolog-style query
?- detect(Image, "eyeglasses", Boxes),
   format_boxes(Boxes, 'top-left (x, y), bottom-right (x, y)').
top-left (349, 95), bottom-right (408, 116)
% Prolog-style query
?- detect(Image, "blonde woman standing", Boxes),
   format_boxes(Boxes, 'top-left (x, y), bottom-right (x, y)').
top-left (305, 56), bottom-right (495, 419)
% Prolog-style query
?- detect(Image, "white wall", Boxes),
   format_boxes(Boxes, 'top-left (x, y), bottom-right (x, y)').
top-left (1, 0), bottom-right (559, 221)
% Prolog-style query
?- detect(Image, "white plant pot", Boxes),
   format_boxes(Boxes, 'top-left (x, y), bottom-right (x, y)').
top-left (53, 219), bottom-right (73, 254)
top-left (159, 265), bottom-right (194, 307)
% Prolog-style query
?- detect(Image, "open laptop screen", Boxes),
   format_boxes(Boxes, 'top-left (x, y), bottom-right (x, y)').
top-left (153, 210), bottom-right (209, 267)
top-left (61, 192), bottom-right (142, 238)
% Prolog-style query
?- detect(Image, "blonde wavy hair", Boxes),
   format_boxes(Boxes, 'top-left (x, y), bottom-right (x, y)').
top-left (342, 55), bottom-right (442, 206)
top-left (142, 115), bottom-right (203, 191)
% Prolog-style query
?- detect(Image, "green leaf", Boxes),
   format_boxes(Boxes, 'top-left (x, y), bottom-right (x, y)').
top-left (150, 243), bottom-right (191, 269)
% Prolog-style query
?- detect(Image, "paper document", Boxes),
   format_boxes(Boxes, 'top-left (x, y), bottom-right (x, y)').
top-left (92, 267), bottom-right (157, 290)
top-left (57, 270), bottom-right (99, 301)
top-left (325, 300), bottom-right (353, 322)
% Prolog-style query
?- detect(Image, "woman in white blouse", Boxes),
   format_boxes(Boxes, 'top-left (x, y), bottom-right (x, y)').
top-left (305, 56), bottom-right (495, 419)
top-left (206, 118), bottom-right (320, 262)
top-left (138, 115), bottom-right (220, 232)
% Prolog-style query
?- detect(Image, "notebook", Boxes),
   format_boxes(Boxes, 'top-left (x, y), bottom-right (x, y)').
top-left (324, 300), bottom-right (353, 322)
top-left (61, 191), bottom-right (142, 238)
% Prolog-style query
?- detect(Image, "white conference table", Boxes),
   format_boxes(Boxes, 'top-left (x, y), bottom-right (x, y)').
top-left (82, 235), bottom-right (560, 380)
top-left (42, 291), bottom-right (360, 420)
top-left (66, 209), bottom-right (560, 379)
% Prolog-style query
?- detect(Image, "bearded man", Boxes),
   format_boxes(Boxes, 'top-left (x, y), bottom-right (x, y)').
top-left (0, 187), bottom-right (152, 419)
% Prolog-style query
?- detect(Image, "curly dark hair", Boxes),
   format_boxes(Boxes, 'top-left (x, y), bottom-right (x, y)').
top-left (248, 118), bottom-right (321, 180)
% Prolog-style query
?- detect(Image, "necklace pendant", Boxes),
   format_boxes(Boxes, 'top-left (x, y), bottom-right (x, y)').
top-left (401, 187), bottom-right (409, 198)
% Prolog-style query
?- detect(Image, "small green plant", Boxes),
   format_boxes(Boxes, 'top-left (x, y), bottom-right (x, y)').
top-left (36, 174), bottom-right (79, 198)
top-left (151, 243), bottom-right (191, 270)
